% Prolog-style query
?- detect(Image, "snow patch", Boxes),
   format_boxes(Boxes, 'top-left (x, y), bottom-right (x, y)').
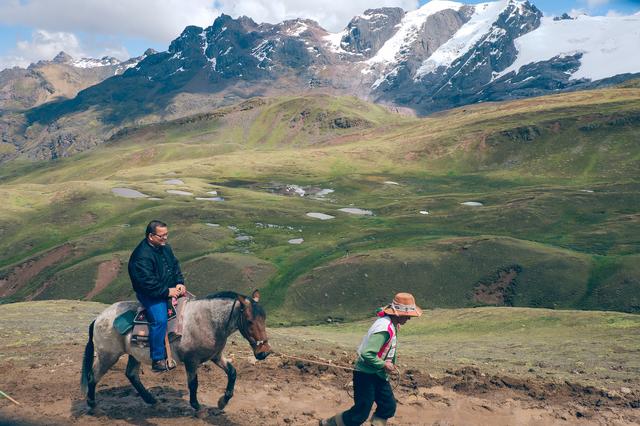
top-left (367, 1), bottom-right (464, 68)
top-left (416, 1), bottom-right (508, 78)
top-left (323, 30), bottom-right (352, 54)
top-left (72, 57), bottom-right (119, 68)
top-left (496, 15), bottom-right (640, 81)
top-left (286, 22), bottom-right (308, 37)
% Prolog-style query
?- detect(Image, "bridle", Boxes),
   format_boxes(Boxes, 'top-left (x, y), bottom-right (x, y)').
top-left (225, 299), bottom-right (268, 349)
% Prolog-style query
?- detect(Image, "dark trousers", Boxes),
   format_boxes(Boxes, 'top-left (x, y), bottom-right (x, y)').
top-left (136, 292), bottom-right (168, 361)
top-left (342, 370), bottom-right (396, 426)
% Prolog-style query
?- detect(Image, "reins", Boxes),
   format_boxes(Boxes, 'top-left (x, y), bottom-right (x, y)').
top-left (225, 299), bottom-right (237, 332)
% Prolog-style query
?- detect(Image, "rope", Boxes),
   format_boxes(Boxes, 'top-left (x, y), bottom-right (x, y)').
top-left (0, 390), bottom-right (21, 406)
top-left (273, 352), bottom-right (402, 395)
top-left (276, 352), bottom-right (356, 371)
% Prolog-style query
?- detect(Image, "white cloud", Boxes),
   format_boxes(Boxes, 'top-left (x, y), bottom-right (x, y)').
top-left (0, 30), bottom-right (84, 70)
top-left (605, 9), bottom-right (624, 17)
top-left (0, 0), bottom-right (220, 43)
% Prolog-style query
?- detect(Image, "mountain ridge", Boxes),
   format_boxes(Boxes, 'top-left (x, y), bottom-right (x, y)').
top-left (1, 0), bottom-right (639, 161)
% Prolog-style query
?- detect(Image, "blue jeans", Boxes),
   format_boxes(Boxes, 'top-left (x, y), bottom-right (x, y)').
top-left (136, 292), bottom-right (167, 361)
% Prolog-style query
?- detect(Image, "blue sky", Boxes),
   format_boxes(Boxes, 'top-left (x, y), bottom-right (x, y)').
top-left (0, 0), bottom-right (638, 70)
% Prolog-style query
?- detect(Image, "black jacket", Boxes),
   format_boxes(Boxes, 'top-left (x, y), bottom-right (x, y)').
top-left (128, 239), bottom-right (184, 299)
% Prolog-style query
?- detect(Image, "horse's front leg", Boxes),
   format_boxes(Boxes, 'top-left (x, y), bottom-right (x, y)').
top-left (212, 355), bottom-right (236, 410)
top-left (184, 360), bottom-right (201, 411)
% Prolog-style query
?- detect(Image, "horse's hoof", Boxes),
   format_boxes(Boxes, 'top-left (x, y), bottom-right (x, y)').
top-left (190, 401), bottom-right (201, 411)
top-left (87, 399), bottom-right (96, 409)
top-left (217, 395), bottom-right (229, 410)
top-left (195, 408), bottom-right (208, 419)
top-left (143, 395), bottom-right (157, 405)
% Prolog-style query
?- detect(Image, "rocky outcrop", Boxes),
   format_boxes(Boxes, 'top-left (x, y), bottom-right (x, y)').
top-left (340, 8), bottom-right (405, 57)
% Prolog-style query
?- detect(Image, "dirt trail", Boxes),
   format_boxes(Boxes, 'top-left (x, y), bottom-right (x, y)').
top-left (1, 344), bottom-right (638, 426)
top-left (85, 258), bottom-right (121, 300)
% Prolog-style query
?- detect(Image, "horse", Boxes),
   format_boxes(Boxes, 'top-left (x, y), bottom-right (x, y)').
top-left (80, 289), bottom-right (271, 411)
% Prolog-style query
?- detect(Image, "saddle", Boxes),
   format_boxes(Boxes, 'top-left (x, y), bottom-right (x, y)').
top-left (113, 293), bottom-right (193, 346)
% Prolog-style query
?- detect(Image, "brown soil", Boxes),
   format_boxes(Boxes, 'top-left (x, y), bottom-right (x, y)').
top-left (1, 345), bottom-right (638, 426)
top-left (473, 268), bottom-right (519, 305)
top-left (0, 244), bottom-right (73, 298)
top-left (85, 258), bottom-right (122, 300)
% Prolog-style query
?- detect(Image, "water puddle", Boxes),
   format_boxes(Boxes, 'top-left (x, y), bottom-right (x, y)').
top-left (112, 188), bottom-right (148, 198)
top-left (195, 197), bottom-right (225, 201)
top-left (306, 212), bottom-right (335, 220)
top-left (339, 208), bottom-right (373, 216)
top-left (166, 190), bottom-right (193, 196)
top-left (461, 201), bottom-right (483, 207)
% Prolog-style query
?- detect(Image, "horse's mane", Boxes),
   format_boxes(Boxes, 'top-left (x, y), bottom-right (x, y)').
top-left (205, 291), bottom-right (241, 300)
top-left (204, 291), bottom-right (266, 317)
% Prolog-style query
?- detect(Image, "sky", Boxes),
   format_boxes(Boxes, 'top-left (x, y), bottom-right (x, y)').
top-left (0, 0), bottom-right (639, 70)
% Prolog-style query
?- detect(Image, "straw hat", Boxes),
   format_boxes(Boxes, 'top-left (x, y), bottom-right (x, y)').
top-left (382, 292), bottom-right (423, 317)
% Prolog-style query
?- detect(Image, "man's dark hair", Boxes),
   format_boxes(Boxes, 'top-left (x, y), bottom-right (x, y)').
top-left (146, 220), bottom-right (167, 237)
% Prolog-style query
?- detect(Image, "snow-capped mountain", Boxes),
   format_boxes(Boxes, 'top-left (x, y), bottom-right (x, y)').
top-left (71, 0), bottom-right (640, 115)
top-left (362, 0), bottom-right (640, 112)
top-left (3, 0), bottom-right (640, 161)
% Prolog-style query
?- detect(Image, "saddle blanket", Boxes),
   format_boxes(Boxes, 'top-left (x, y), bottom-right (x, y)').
top-left (113, 294), bottom-right (192, 346)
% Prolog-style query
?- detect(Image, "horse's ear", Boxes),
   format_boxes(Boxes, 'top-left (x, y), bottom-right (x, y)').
top-left (237, 294), bottom-right (250, 307)
top-left (252, 289), bottom-right (260, 302)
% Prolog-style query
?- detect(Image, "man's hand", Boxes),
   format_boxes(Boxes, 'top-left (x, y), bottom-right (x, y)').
top-left (383, 360), bottom-right (396, 373)
top-left (168, 287), bottom-right (181, 298)
top-left (176, 284), bottom-right (186, 295)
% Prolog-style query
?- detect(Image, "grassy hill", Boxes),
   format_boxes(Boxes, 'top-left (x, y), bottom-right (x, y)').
top-left (0, 89), bottom-right (639, 323)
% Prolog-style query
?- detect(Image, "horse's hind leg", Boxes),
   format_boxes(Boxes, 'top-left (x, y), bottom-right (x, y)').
top-left (213, 356), bottom-right (236, 410)
top-left (125, 356), bottom-right (157, 404)
top-left (185, 360), bottom-right (201, 411)
top-left (87, 352), bottom-right (120, 408)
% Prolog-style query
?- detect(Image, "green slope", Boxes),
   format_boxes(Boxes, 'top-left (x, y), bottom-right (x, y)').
top-left (1, 90), bottom-right (639, 323)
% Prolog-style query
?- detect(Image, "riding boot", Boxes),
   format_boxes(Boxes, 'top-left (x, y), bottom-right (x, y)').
top-left (370, 415), bottom-right (387, 426)
top-left (319, 412), bottom-right (345, 426)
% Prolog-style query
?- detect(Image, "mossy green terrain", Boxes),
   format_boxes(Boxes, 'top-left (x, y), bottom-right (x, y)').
top-left (1, 90), bottom-right (639, 324)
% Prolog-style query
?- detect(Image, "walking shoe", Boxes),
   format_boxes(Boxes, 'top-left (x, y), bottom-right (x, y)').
top-left (151, 359), bottom-right (176, 372)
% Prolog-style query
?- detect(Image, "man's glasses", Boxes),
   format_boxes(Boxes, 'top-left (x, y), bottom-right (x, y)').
top-left (152, 233), bottom-right (169, 240)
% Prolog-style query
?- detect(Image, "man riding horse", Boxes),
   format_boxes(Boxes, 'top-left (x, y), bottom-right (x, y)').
top-left (128, 220), bottom-right (187, 372)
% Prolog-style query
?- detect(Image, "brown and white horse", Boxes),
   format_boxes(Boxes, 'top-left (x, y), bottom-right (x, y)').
top-left (81, 290), bottom-right (271, 411)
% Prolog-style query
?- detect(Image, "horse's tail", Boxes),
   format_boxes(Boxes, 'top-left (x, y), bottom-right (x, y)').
top-left (80, 320), bottom-right (95, 394)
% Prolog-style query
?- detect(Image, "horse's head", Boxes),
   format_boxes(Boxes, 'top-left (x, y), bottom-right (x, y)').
top-left (236, 290), bottom-right (271, 360)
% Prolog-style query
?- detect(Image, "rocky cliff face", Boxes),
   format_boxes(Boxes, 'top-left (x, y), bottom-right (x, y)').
top-left (339, 8), bottom-right (406, 57)
top-left (379, 1), bottom-right (543, 113)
